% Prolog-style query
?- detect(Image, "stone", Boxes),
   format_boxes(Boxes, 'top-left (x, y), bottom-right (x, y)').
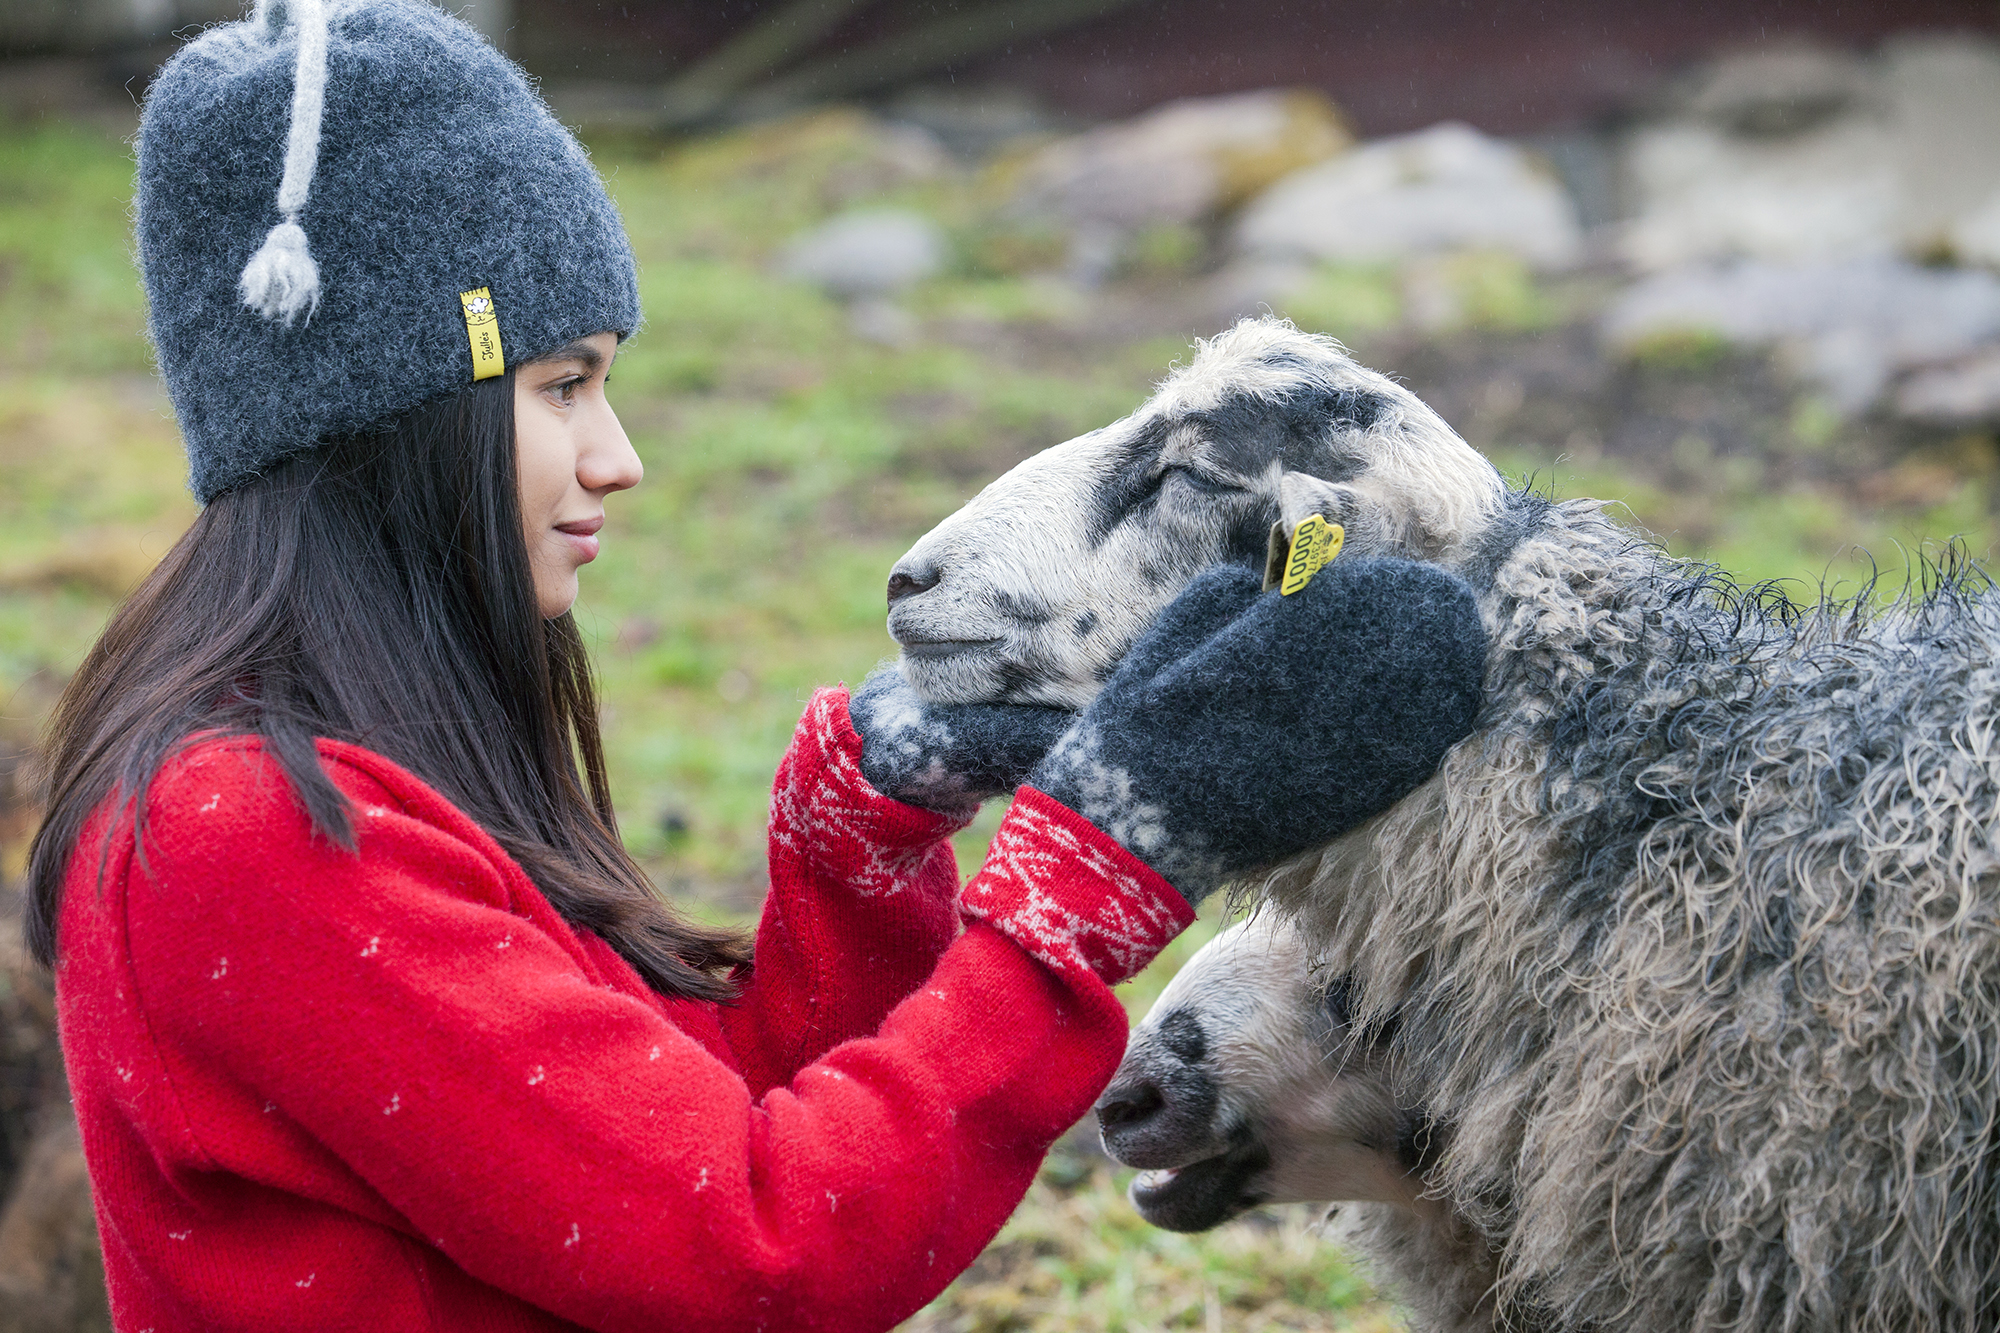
top-left (778, 209), bottom-right (948, 300)
top-left (846, 296), bottom-right (920, 348)
top-left (1954, 188), bottom-right (2000, 270)
top-left (1894, 347), bottom-right (2000, 423)
top-left (672, 109), bottom-right (950, 208)
top-left (1620, 116), bottom-right (1899, 271)
top-left (1680, 45), bottom-right (1873, 138)
top-left (1602, 258), bottom-right (2000, 412)
top-left (886, 84), bottom-right (1066, 161)
top-left (1232, 122), bottom-right (1584, 269)
top-left (0, 1112), bottom-right (108, 1333)
top-left (1620, 37), bottom-right (2000, 270)
top-left (1006, 88), bottom-right (1352, 232)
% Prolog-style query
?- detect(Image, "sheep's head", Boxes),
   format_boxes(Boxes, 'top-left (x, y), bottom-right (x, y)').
top-left (888, 318), bottom-right (1507, 707)
top-left (1097, 914), bottom-right (1421, 1232)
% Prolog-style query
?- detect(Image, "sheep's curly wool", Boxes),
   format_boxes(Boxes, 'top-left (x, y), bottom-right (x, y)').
top-left (138, 0), bottom-right (639, 501)
top-left (1265, 495), bottom-right (2000, 1332)
top-left (1033, 559), bottom-right (1487, 901)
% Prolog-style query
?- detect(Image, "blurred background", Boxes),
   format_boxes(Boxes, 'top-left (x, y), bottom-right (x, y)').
top-left (5, 1), bottom-right (2000, 1328)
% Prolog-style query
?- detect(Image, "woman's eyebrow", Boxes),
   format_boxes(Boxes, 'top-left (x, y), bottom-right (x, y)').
top-left (529, 340), bottom-right (607, 373)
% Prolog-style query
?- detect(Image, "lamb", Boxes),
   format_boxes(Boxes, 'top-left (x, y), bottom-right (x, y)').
top-left (887, 315), bottom-right (2000, 1332)
top-left (1099, 912), bottom-right (1510, 1333)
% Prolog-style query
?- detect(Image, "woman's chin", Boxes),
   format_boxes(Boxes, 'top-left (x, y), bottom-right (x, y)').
top-left (538, 578), bottom-right (580, 620)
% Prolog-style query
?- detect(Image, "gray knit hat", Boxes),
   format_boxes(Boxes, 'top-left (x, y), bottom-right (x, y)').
top-left (138, 0), bottom-right (641, 502)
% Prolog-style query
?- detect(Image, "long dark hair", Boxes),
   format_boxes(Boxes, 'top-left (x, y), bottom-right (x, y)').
top-left (25, 370), bottom-right (749, 1000)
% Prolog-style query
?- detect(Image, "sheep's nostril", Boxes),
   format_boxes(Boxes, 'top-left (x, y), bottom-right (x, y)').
top-left (886, 565), bottom-right (941, 605)
top-left (1094, 1077), bottom-right (1165, 1131)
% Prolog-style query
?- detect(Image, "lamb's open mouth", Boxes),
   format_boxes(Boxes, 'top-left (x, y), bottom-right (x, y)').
top-left (1128, 1138), bottom-right (1272, 1233)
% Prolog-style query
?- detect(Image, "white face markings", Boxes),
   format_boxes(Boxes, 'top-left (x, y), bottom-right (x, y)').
top-left (888, 428), bottom-right (1176, 707)
top-left (886, 318), bottom-right (1507, 707)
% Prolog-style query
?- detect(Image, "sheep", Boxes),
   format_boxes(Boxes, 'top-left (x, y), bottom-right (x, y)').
top-left (888, 315), bottom-right (2000, 1332)
top-left (1098, 912), bottom-right (1511, 1333)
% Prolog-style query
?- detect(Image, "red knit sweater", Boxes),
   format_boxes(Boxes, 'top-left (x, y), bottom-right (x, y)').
top-left (55, 687), bottom-right (1191, 1332)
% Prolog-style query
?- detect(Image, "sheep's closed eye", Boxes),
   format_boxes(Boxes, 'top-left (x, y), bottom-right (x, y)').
top-left (1160, 464), bottom-right (1244, 496)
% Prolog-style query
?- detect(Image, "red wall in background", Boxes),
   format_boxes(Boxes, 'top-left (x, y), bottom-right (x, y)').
top-left (523, 0), bottom-right (2000, 134)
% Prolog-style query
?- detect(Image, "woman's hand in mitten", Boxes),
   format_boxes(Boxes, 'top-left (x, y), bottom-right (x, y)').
top-left (1027, 558), bottom-right (1488, 903)
top-left (851, 665), bottom-right (1076, 814)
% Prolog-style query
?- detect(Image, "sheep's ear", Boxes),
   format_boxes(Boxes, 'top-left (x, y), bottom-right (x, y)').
top-left (1277, 472), bottom-right (1349, 530)
top-left (1262, 472), bottom-right (1361, 589)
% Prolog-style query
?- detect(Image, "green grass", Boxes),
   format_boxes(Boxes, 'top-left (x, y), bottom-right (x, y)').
top-left (907, 1175), bottom-right (1392, 1333)
top-left (6, 107), bottom-right (2000, 1329)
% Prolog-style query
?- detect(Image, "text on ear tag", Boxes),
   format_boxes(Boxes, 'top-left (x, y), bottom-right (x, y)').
top-left (460, 287), bottom-right (506, 381)
top-left (1264, 513), bottom-right (1345, 595)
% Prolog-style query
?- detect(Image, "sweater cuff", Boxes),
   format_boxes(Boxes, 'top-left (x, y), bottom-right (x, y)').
top-left (959, 786), bottom-right (1195, 988)
top-left (768, 688), bottom-right (976, 897)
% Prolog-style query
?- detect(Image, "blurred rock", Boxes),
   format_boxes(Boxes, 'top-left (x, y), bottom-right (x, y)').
top-left (1621, 37), bottom-right (2000, 270)
top-left (0, 836), bottom-right (103, 1333)
top-left (1602, 259), bottom-right (2000, 412)
top-left (1233, 122), bottom-right (1583, 269)
top-left (1621, 115), bottom-right (1896, 270)
top-left (1954, 189), bottom-right (2000, 270)
top-left (1524, 128), bottom-right (1623, 232)
top-left (1894, 347), bottom-right (2000, 424)
top-left (886, 85), bottom-right (1070, 161)
top-left (0, 833), bottom-right (63, 1203)
top-left (1884, 37), bottom-right (2000, 258)
top-left (670, 109), bottom-right (950, 210)
top-left (0, 1112), bottom-right (106, 1333)
top-left (1682, 45), bottom-right (1874, 138)
top-left (847, 296), bottom-right (920, 347)
top-left (778, 210), bottom-right (948, 300)
top-left (1007, 89), bottom-right (1352, 234)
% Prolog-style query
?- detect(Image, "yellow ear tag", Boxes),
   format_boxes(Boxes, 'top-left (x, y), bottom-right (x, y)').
top-left (1262, 514), bottom-right (1345, 595)
top-left (459, 287), bottom-right (505, 381)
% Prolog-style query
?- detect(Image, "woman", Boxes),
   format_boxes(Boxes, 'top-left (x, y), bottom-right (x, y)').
top-left (28, 3), bottom-right (1488, 1329)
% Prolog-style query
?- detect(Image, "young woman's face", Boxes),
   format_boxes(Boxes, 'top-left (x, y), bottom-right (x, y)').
top-left (514, 332), bottom-right (642, 619)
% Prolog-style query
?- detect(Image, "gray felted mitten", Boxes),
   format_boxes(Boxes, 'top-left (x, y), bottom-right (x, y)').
top-left (851, 666), bottom-right (1076, 813)
top-left (1028, 558), bottom-right (1488, 902)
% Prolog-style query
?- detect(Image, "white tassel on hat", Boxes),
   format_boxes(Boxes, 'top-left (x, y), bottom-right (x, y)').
top-left (239, 0), bottom-right (329, 325)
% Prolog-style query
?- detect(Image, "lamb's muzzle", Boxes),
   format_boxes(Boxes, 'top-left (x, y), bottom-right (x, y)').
top-left (1101, 917), bottom-right (1422, 1230)
top-left (1096, 1004), bottom-right (1273, 1233)
top-left (1115, 916), bottom-right (1511, 1333)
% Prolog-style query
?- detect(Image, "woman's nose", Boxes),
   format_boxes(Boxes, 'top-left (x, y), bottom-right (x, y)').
top-left (580, 409), bottom-right (643, 494)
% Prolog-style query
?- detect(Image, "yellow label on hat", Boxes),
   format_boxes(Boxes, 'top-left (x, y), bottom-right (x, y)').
top-left (459, 287), bottom-right (505, 381)
top-left (1276, 514), bottom-right (1345, 595)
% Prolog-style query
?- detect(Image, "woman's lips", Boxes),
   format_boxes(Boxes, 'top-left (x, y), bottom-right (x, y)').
top-left (556, 516), bottom-right (603, 563)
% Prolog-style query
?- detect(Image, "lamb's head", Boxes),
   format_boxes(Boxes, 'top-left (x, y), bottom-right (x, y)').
top-left (1096, 914), bottom-right (1422, 1233)
top-left (888, 317), bottom-right (1507, 707)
